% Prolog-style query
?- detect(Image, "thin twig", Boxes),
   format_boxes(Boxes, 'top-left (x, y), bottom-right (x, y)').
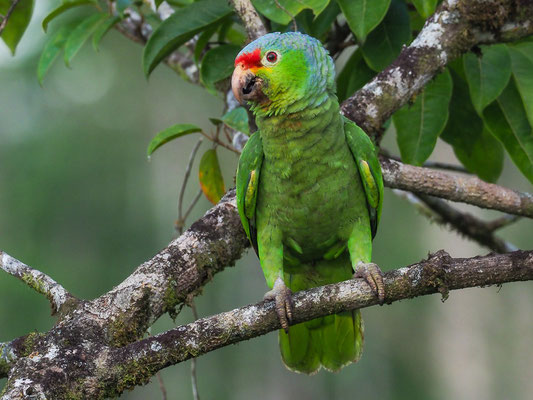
top-left (0, 250), bottom-right (76, 314)
top-left (0, 0), bottom-right (20, 36)
top-left (156, 372), bottom-right (167, 400)
top-left (190, 300), bottom-right (200, 400)
top-left (175, 140), bottom-right (204, 399)
top-left (199, 131), bottom-right (240, 154)
top-left (274, 0), bottom-right (297, 31)
top-left (398, 191), bottom-right (518, 253)
top-left (176, 139), bottom-right (204, 234)
top-left (486, 214), bottom-right (521, 231)
top-left (183, 189), bottom-right (204, 223)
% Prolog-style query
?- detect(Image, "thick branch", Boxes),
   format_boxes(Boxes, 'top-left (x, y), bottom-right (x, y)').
top-left (0, 251), bottom-right (76, 314)
top-left (415, 194), bottom-right (517, 253)
top-left (341, 0), bottom-right (533, 137)
top-left (75, 190), bottom-right (248, 346)
top-left (229, 0), bottom-right (267, 41)
top-left (381, 158), bottom-right (533, 218)
top-left (99, 250), bottom-right (533, 393)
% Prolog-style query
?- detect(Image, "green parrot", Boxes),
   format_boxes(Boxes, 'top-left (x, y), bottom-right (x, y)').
top-left (232, 32), bottom-right (384, 374)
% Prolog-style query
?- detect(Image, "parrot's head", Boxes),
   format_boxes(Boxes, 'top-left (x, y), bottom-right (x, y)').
top-left (231, 32), bottom-right (336, 115)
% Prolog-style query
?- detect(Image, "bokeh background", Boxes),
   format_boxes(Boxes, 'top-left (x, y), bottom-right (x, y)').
top-left (1, 2), bottom-right (532, 399)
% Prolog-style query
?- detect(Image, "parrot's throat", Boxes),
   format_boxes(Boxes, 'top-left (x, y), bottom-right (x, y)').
top-left (257, 95), bottom-right (344, 165)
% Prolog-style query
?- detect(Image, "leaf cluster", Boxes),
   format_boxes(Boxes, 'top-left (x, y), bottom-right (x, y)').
top-left (3, 0), bottom-right (533, 207)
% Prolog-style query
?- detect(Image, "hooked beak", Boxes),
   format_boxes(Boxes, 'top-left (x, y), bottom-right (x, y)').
top-left (231, 64), bottom-right (263, 104)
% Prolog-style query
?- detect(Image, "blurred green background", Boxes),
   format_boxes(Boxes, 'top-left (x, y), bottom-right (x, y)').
top-left (1, 2), bottom-right (532, 399)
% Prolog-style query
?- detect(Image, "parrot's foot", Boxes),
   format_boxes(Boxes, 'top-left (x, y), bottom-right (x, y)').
top-left (264, 277), bottom-right (294, 333)
top-left (354, 262), bottom-right (385, 304)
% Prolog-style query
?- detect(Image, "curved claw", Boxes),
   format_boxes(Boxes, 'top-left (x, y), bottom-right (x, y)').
top-left (264, 277), bottom-right (294, 333)
top-left (354, 262), bottom-right (385, 304)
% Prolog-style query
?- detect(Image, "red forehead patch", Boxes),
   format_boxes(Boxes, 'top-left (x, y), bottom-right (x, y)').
top-left (235, 48), bottom-right (261, 69)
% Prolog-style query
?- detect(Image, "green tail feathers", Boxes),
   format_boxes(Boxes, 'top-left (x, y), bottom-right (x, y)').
top-left (279, 310), bottom-right (364, 374)
top-left (279, 255), bottom-right (365, 374)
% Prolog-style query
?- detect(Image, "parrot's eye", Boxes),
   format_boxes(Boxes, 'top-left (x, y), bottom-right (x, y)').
top-left (263, 51), bottom-right (280, 66)
top-left (266, 52), bottom-right (277, 62)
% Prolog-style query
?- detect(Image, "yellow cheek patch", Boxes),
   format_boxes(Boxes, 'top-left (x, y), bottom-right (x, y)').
top-left (249, 66), bottom-right (271, 74)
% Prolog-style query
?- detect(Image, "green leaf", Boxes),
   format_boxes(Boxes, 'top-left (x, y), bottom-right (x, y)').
top-left (42, 0), bottom-right (96, 32)
top-left (252, 0), bottom-right (330, 25)
top-left (410, 0), bottom-right (436, 18)
top-left (200, 44), bottom-right (240, 92)
top-left (199, 149), bottom-right (226, 204)
top-left (408, 8), bottom-right (425, 32)
top-left (225, 27), bottom-right (246, 46)
top-left (393, 68), bottom-right (452, 166)
top-left (336, 49), bottom-right (375, 102)
top-left (484, 78), bottom-right (533, 184)
top-left (147, 123), bottom-right (202, 157)
top-left (193, 22), bottom-right (218, 64)
top-left (509, 43), bottom-right (533, 127)
top-left (336, 0), bottom-right (391, 42)
top-left (63, 13), bottom-right (108, 66)
top-left (221, 107), bottom-right (249, 134)
top-left (143, 0), bottom-right (233, 77)
top-left (310, 1), bottom-right (340, 38)
top-left (0, 0), bottom-right (34, 55)
top-left (92, 16), bottom-right (119, 51)
top-left (454, 128), bottom-right (504, 183)
top-left (37, 25), bottom-right (70, 85)
top-left (463, 44), bottom-right (511, 115)
top-left (361, 0), bottom-right (410, 72)
top-left (441, 70), bottom-right (503, 182)
top-left (167, 0), bottom-right (194, 6)
top-left (217, 16), bottom-right (234, 42)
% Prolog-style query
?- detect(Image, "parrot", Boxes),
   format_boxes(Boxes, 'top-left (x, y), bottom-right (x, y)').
top-left (232, 32), bottom-right (384, 374)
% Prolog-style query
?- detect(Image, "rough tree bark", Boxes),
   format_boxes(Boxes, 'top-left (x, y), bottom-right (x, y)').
top-left (2, 0), bottom-right (533, 398)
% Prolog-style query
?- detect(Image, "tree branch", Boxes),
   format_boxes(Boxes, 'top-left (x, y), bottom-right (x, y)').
top-left (0, 251), bottom-right (76, 314)
top-left (341, 0), bottom-right (533, 138)
top-left (414, 193), bottom-right (517, 253)
top-left (229, 0), bottom-right (267, 41)
top-left (381, 157), bottom-right (533, 218)
top-left (4, 250), bottom-right (532, 398)
top-left (94, 250), bottom-right (533, 395)
top-left (2, 1), bottom-right (533, 398)
top-left (69, 190), bottom-right (248, 348)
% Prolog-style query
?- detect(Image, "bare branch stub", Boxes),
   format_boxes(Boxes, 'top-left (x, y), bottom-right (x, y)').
top-left (0, 251), bottom-right (77, 314)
